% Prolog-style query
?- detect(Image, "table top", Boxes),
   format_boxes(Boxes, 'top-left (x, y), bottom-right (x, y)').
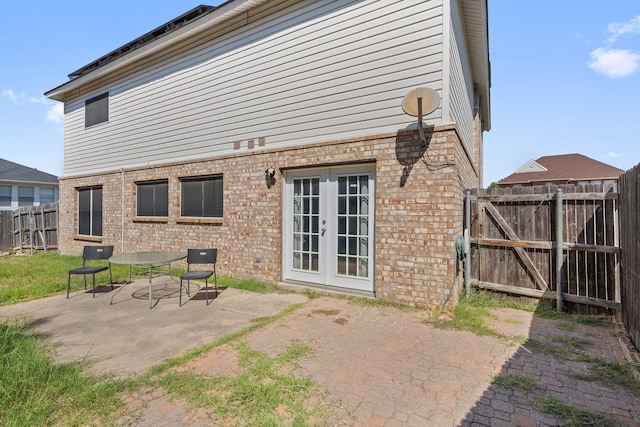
top-left (109, 251), bottom-right (186, 265)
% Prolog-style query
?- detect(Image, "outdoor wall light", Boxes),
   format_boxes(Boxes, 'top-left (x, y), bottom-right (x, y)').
top-left (265, 167), bottom-right (276, 188)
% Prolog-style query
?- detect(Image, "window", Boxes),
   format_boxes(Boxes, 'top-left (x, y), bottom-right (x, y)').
top-left (180, 175), bottom-right (223, 218)
top-left (40, 187), bottom-right (55, 204)
top-left (137, 180), bottom-right (168, 217)
top-left (18, 186), bottom-right (34, 206)
top-left (0, 185), bottom-right (10, 207)
top-left (78, 186), bottom-right (102, 236)
top-left (85, 92), bottom-right (109, 127)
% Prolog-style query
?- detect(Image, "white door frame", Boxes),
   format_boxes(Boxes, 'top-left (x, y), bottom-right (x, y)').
top-left (283, 164), bottom-right (375, 293)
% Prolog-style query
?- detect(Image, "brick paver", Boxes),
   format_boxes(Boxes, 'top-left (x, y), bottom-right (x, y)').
top-left (138, 296), bottom-right (640, 426)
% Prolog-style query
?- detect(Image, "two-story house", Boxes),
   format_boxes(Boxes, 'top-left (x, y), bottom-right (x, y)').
top-left (45, 0), bottom-right (490, 308)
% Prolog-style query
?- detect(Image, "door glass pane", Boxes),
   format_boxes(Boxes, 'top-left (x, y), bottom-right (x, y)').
top-left (337, 256), bottom-right (346, 274)
top-left (292, 177), bottom-right (320, 273)
top-left (336, 173), bottom-right (369, 278)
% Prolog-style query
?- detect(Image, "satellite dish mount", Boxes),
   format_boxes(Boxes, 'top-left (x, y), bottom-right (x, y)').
top-left (401, 87), bottom-right (440, 147)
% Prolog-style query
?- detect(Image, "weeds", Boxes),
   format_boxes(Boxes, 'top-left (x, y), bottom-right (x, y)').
top-left (159, 341), bottom-right (323, 426)
top-left (533, 395), bottom-right (627, 427)
top-left (574, 357), bottom-right (640, 396)
top-left (492, 373), bottom-right (538, 392)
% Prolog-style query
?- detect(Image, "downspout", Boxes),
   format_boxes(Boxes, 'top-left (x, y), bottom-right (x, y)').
top-left (121, 168), bottom-right (125, 253)
top-left (465, 190), bottom-right (471, 298)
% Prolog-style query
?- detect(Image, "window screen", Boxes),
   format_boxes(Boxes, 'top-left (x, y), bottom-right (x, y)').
top-left (85, 92), bottom-right (109, 127)
top-left (181, 175), bottom-right (223, 218)
top-left (137, 180), bottom-right (168, 217)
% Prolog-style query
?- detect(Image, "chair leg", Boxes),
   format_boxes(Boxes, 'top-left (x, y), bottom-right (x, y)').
top-left (92, 274), bottom-right (96, 298)
top-left (109, 265), bottom-right (113, 290)
top-left (205, 278), bottom-right (209, 305)
top-left (67, 274), bottom-right (71, 299)
top-left (179, 278), bottom-right (183, 306)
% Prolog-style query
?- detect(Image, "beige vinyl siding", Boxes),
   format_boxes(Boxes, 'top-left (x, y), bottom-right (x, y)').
top-left (63, 0), bottom-right (444, 176)
top-left (447, 0), bottom-right (474, 156)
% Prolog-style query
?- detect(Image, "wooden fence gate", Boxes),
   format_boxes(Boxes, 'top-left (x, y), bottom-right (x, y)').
top-left (469, 184), bottom-right (620, 312)
top-left (11, 203), bottom-right (59, 254)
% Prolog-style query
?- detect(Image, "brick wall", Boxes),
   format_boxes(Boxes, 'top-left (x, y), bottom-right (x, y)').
top-left (59, 126), bottom-right (478, 309)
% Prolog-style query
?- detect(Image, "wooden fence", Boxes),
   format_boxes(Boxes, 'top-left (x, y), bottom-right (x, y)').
top-left (619, 165), bottom-right (640, 347)
top-left (11, 203), bottom-right (59, 254)
top-left (468, 184), bottom-right (619, 313)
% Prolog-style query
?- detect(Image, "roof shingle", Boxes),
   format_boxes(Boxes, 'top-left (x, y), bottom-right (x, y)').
top-left (498, 153), bottom-right (623, 185)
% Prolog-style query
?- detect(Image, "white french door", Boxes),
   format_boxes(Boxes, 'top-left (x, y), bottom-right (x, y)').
top-left (284, 165), bottom-right (375, 293)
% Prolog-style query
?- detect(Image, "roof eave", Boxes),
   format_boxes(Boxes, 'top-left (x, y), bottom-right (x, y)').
top-left (45, 0), bottom-right (270, 102)
top-left (461, 0), bottom-right (490, 131)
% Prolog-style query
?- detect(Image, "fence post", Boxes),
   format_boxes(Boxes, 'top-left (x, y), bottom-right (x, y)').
top-left (28, 210), bottom-right (34, 255)
top-left (40, 205), bottom-right (47, 253)
top-left (555, 188), bottom-right (564, 313)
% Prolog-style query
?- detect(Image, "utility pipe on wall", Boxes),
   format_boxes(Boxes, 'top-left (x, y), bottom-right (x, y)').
top-left (121, 168), bottom-right (125, 253)
top-left (465, 190), bottom-right (471, 298)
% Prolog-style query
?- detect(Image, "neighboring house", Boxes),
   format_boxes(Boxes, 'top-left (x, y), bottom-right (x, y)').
top-left (497, 154), bottom-right (623, 188)
top-left (0, 158), bottom-right (59, 211)
top-left (45, 0), bottom-right (490, 308)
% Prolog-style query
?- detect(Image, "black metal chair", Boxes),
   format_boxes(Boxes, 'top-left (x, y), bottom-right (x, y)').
top-left (67, 245), bottom-right (114, 298)
top-left (179, 248), bottom-right (217, 306)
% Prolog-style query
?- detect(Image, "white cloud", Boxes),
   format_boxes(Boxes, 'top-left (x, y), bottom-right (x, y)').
top-left (607, 15), bottom-right (640, 44)
top-left (28, 95), bottom-right (50, 105)
top-left (588, 48), bottom-right (640, 78)
top-left (607, 151), bottom-right (621, 158)
top-left (46, 103), bottom-right (64, 123)
top-left (1, 89), bottom-right (24, 102)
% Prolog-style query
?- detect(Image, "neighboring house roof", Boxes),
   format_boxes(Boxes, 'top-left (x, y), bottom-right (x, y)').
top-left (0, 158), bottom-right (59, 184)
top-left (45, 0), bottom-right (491, 131)
top-left (498, 154), bottom-right (624, 186)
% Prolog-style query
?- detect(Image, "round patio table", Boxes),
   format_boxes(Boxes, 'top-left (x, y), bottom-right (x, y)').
top-left (109, 251), bottom-right (186, 308)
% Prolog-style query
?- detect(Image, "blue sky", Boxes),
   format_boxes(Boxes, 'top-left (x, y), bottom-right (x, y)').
top-left (1, 1), bottom-right (638, 187)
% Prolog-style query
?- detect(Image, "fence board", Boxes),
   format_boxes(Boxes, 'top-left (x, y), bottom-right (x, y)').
top-left (619, 164), bottom-right (640, 348)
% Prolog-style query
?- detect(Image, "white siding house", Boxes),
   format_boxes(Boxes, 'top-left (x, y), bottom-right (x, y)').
top-left (46, 0), bottom-right (490, 308)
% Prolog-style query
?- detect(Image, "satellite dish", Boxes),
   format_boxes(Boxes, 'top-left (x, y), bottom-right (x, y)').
top-left (401, 87), bottom-right (440, 117)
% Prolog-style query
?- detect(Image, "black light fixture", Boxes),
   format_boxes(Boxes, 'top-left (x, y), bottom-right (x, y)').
top-left (265, 167), bottom-right (276, 188)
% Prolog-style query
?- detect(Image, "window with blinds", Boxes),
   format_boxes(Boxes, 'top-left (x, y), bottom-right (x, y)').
top-left (180, 175), bottom-right (223, 218)
top-left (136, 180), bottom-right (168, 217)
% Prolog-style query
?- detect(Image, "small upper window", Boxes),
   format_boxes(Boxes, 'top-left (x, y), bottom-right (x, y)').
top-left (137, 180), bottom-right (169, 217)
top-left (85, 92), bottom-right (109, 127)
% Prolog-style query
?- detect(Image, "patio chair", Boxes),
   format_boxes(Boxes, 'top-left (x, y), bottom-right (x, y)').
top-left (179, 248), bottom-right (217, 306)
top-left (67, 245), bottom-right (114, 298)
